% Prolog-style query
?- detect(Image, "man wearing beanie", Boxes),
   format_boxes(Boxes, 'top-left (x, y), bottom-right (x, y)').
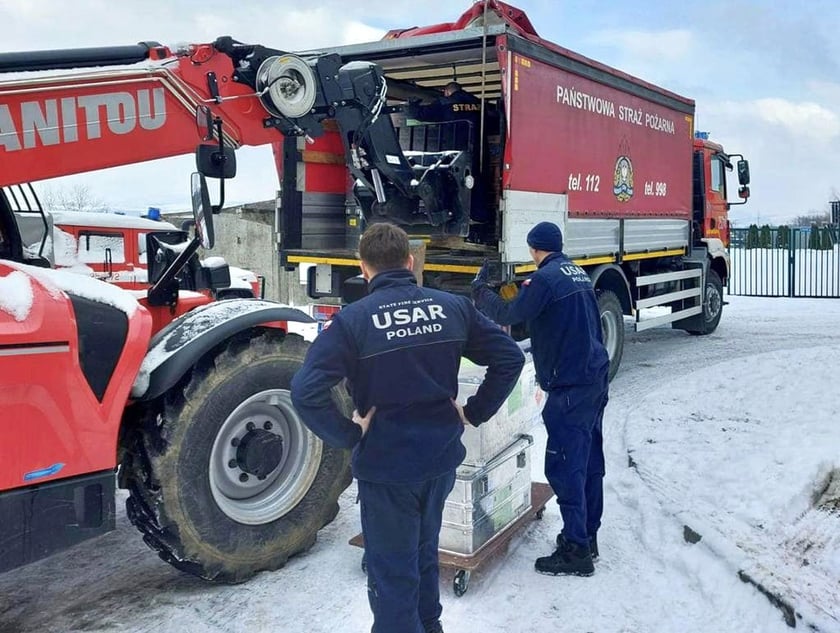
top-left (471, 221), bottom-right (610, 576)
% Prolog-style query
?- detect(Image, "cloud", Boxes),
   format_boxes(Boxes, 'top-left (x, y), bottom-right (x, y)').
top-left (0, 0), bottom-right (431, 215)
top-left (803, 80), bottom-right (840, 106)
top-left (709, 98), bottom-right (840, 144)
top-left (698, 96), bottom-right (840, 225)
top-left (701, 1), bottom-right (840, 83)
top-left (0, 1), bottom-right (437, 53)
top-left (0, 0), bottom-right (53, 20)
top-left (38, 146), bottom-right (281, 214)
top-left (342, 22), bottom-right (387, 46)
top-left (587, 28), bottom-right (695, 62)
top-left (578, 28), bottom-right (697, 91)
top-left (754, 99), bottom-right (840, 142)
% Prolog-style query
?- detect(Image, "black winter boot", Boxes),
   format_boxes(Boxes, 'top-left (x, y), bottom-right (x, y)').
top-left (537, 536), bottom-right (595, 576)
top-left (424, 620), bottom-right (444, 633)
top-left (557, 532), bottom-right (598, 561)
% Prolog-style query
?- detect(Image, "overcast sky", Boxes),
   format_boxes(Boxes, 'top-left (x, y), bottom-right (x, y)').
top-left (2, 0), bottom-right (838, 226)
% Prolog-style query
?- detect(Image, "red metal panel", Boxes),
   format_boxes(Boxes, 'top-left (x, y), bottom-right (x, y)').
top-left (272, 126), bottom-right (348, 195)
top-left (506, 53), bottom-right (694, 220)
top-left (0, 263), bottom-right (152, 491)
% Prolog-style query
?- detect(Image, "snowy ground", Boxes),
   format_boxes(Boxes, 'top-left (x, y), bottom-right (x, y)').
top-left (2, 295), bottom-right (839, 633)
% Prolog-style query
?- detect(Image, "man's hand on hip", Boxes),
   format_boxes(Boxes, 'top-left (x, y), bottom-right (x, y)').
top-left (451, 399), bottom-right (472, 427)
top-left (352, 407), bottom-right (376, 436)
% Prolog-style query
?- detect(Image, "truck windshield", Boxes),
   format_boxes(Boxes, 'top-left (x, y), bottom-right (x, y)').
top-left (78, 231), bottom-right (125, 264)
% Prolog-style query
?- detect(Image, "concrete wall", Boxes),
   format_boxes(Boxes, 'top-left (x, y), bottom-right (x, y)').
top-left (212, 210), bottom-right (278, 299)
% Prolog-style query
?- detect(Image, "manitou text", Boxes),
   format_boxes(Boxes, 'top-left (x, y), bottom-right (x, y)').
top-left (0, 88), bottom-right (166, 151)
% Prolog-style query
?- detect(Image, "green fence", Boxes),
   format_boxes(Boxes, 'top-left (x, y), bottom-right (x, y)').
top-left (728, 226), bottom-right (840, 297)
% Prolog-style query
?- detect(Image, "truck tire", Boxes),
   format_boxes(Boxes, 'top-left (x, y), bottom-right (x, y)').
top-left (598, 290), bottom-right (624, 381)
top-left (689, 269), bottom-right (724, 336)
top-left (120, 331), bottom-right (352, 583)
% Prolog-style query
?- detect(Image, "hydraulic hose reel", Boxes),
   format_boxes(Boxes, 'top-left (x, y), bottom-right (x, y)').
top-left (256, 54), bottom-right (319, 119)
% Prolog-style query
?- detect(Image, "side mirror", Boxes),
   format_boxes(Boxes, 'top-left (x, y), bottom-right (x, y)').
top-left (737, 159), bottom-right (750, 186)
top-left (196, 144), bottom-right (237, 179)
top-left (147, 175), bottom-right (217, 307)
top-left (738, 185), bottom-right (751, 200)
top-left (191, 172), bottom-right (215, 249)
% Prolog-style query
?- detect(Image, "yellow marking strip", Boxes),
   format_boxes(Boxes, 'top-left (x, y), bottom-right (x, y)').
top-left (288, 249), bottom-right (685, 274)
top-left (622, 248), bottom-right (685, 261)
top-left (424, 263), bottom-right (482, 273)
top-left (514, 263), bottom-right (537, 274)
top-left (287, 256), bottom-right (361, 267)
top-left (287, 255), bottom-right (483, 274)
top-left (575, 256), bottom-right (617, 266)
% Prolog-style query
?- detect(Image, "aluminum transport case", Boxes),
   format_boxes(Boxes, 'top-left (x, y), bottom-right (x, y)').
top-left (439, 434), bottom-right (534, 556)
top-left (457, 349), bottom-right (543, 467)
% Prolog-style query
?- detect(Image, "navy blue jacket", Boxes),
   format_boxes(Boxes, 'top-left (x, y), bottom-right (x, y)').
top-left (290, 269), bottom-right (525, 484)
top-left (474, 252), bottom-right (609, 390)
top-left (408, 89), bottom-right (481, 156)
top-left (410, 89), bottom-right (481, 124)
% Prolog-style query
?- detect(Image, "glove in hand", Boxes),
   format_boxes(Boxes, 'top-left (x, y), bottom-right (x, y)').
top-left (471, 259), bottom-right (491, 296)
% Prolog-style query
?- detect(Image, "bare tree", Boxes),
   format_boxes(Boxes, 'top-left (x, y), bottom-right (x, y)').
top-left (40, 184), bottom-right (110, 213)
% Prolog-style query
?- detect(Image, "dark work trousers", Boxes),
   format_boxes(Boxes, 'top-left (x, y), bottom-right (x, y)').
top-left (358, 470), bottom-right (457, 633)
top-left (543, 379), bottom-right (608, 548)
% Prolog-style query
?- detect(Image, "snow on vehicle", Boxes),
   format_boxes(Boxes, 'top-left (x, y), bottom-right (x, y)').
top-left (7, 196), bottom-right (263, 298)
top-left (0, 40), bottom-right (355, 582)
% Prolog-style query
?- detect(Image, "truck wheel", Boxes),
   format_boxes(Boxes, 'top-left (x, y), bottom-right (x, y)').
top-left (689, 269), bottom-right (724, 335)
top-left (121, 331), bottom-right (352, 583)
top-left (598, 290), bottom-right (624, 381)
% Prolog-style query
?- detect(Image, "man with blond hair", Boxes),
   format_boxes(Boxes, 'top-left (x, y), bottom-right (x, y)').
top-left (292, 222), bottom-right (524, 633)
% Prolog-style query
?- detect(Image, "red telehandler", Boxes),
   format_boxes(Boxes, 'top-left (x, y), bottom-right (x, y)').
top-left (0, 40), bottom-right (363, 582)
top-left (0, 6), bottom-right (538, 584)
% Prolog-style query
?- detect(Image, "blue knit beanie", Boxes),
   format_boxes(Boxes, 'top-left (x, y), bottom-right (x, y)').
top-left (527, 222), bottom-right (563, 252)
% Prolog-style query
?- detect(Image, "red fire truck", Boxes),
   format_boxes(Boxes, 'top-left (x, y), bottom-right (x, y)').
top-left (13, 206), bottom-right (262, 296)
top-left (274, 0), bottom-right (751, 378)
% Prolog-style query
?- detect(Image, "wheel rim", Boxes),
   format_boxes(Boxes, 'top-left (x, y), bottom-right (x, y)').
top-left (209, 389), bottom-right (323, 525)
top-left (600, 305), bottom-right (621, 363)
top-left (705, 282), bottom-right (722, 323)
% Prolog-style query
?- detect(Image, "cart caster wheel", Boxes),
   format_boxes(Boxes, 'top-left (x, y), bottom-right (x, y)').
top-left (535, 508), bottom-right (545, 520)
top-left (453, 569), bottom-right (470, 597)
top-left (361, 553), bottom-right (367, 574)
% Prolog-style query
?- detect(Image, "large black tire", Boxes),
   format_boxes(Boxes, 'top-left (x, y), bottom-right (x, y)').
top-left (215, 288), bottom-right (256, 300)
top-left (598, 290), bottom-right (624, 382)
top-left (688, 269), bottom-right (724, 336)
top-left (120, 331), bottom-right (352, 583)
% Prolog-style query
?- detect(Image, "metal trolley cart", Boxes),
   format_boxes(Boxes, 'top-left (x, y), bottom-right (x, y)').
top-left (350, 435), bottom-right (554, 597)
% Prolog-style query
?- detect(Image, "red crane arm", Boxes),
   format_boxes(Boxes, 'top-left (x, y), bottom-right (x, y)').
top-left (0, 43), bottom-right (284, 188)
